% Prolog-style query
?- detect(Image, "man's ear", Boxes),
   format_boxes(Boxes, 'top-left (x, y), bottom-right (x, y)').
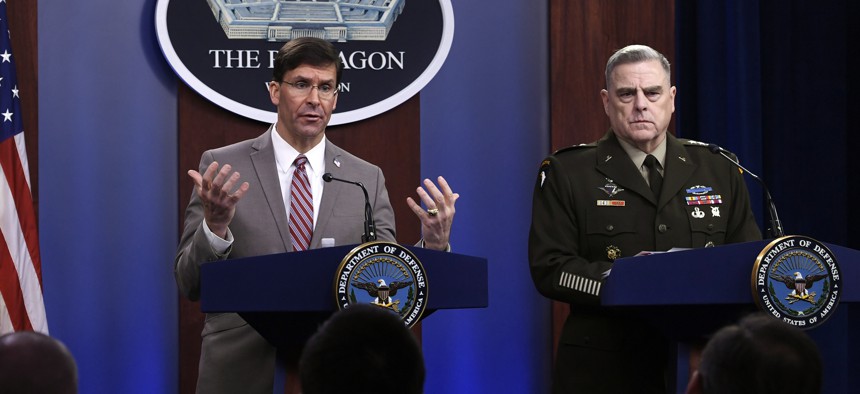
top-left (685, 370), bottom-right (704, 394)
top-left (600, 89), bottom-right (610, 115)
top-left (268, 81), bottom-right (280, 105)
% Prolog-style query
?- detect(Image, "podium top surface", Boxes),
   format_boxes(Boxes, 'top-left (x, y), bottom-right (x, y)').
top-left (602, 239), bottom-right (860, 307)
top-left (200, 244), bottom-right (488, 313)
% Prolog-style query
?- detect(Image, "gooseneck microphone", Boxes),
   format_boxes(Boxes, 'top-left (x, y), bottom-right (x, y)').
top-left (322, 173), bottom-right (377, 242)
top-left (707, 144), bottom-right (784, 238)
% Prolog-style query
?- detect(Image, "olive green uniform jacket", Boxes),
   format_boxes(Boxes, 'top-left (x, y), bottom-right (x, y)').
top-left (529, 131), bottom-right (761, 393)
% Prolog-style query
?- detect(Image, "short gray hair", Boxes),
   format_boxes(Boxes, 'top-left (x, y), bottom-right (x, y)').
top-left (605, 45), bottom-right (671, 88)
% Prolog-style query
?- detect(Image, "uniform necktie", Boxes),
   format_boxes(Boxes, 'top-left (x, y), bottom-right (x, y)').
top-left (289, 155), bottom-right (313, 251)
top-left (643, 154), bottom-right (663, 200)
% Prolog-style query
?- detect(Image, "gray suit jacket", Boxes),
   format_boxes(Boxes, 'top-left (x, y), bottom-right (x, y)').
top-left (175, 127), bottom-right (396, 393)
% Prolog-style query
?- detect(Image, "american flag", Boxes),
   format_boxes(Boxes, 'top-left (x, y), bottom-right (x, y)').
top-left (0, 1), bottom-right (48, 334)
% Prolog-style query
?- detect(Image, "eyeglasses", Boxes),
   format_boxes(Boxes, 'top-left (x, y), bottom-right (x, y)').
top-left (280, 81), bottom-right (338, 100)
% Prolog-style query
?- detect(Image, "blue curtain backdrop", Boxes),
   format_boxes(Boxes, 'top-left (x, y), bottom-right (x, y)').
top-left (676, 0), bottom-right (858, 247)
top-left (39, 1), bottom-right (179, 393)
top-left (420, 1), bottom-right (550, 392)
top-left (38, 0), bottom-right (549, 393)
top-left (676, 1), bottom-right (859, 392)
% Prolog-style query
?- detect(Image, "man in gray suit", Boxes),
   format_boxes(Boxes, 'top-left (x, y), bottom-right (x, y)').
top-left (175, 37), bottom-right (458, 393)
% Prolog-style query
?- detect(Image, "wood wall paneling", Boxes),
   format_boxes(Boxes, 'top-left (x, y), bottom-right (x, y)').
top-left (551, 0), bottom-right (675, 150)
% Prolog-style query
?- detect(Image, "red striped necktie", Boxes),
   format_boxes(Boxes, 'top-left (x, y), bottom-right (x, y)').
top-left (289, 155), bottom-right (313, 251)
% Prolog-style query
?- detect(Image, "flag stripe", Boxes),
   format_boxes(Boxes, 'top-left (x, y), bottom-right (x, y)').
top-left (0, 2), bottom-right (48, 335)
top-left (0, 230), bottom-right (32, 331)
top-left (1, 135), bottom-right (42, 283)
top-left (0, 292), bottom-right (15, 330)
top-left (1, 138), bottom-right (45, 332)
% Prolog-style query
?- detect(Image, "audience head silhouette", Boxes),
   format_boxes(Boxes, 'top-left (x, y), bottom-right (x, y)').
top-left (299, 304), bottom-right (425, 394)
top-left (686, 313), bottom-right (821, 394)
top-left (0, 330), bottom-right (78, 394)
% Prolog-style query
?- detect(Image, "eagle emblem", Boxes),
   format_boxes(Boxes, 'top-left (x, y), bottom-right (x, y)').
top-left (352, 278), bottom-right (414, 312)
top-left (752, 236), bottom-right (842, 329)
top-left (335, 242), bottom-right (428, 327)
top-left (770, 271), bottom-right (827, 304)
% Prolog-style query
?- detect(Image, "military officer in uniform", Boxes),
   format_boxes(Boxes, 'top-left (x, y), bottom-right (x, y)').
top-left (528, 44), bottom-right (761, 393)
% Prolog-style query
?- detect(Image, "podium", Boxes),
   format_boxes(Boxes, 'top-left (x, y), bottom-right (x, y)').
top-left (602, 239), bottom-right (860, 393)
top-left (199, 243), bottom-right (488, 352)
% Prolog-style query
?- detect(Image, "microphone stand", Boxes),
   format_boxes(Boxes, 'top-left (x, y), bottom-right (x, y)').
top-left (323, 173), bottom-right (377, 242)
top-left (356, 182), bottom-right (377, 243)
top-left (709, 145), bottom-right (784, 238)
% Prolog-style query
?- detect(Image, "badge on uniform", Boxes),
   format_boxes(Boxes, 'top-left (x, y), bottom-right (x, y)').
top-left (686, 185), bottom-right (712, 195)
top-left (685, 195), bottom-right (723, 205)
top-left (598, 178), bottom-right (624, 197)
top-left (685, 185), bottom-right (722, 206)
top-left (597, 179), bottom-right (625, 206)
top-left (606, 245), bottom-right (621, 261)
top-left (538, 160), bottom-right (550, 189)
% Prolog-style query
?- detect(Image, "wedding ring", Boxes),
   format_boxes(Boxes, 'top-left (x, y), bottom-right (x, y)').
top-left (426, 208), bottom-right (439, 216)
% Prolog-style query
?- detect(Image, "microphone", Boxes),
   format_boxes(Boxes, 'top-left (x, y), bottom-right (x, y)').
top-left (707, 144), bottom-right (784, 238)
top-left (322, 173), bottom-right (377, 242)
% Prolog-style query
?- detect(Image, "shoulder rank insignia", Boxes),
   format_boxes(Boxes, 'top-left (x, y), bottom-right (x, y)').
top-left (554, 141), bottom-right (597, 155)
top-left (683, 139), bottom-right (709, 146)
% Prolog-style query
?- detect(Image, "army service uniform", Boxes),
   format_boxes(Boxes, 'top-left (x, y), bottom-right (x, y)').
top-left (528, 131), bottom-right (761, 393)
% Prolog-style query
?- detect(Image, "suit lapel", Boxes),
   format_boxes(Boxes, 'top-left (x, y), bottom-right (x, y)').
top-left (249, 126), bottom-right (293, 252)
top-left (594, 132), bottom-right (698, 210)
top-left (659, 134), bottom-right (697, 210)
top-left (595, 133), bottom-right (656, 204)
top-left (311, 140), bottom-right (346, 248)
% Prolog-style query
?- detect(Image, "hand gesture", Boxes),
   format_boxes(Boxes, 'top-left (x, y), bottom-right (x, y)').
top-left (187, 161), bottom-right (250, 239)
top-left (407, 176), bottom-right (459, 251)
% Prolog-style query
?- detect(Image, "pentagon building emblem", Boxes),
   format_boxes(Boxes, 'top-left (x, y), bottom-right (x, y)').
top-left (206, 0), bottom-right (405, 42)
top-left (155, 0), bottom-right (453, 125)
top-left (752, 236), bottom-right (842, 329)
top-left (335, 242), bottom-right (427, 327)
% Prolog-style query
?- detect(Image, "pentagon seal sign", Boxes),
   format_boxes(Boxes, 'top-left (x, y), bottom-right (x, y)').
top-left (752, 235), bottom-right (842, 329)
top-left (154, 0), bottom-right (454, 126)
top-left (335, 242), bottom-right (427, 327)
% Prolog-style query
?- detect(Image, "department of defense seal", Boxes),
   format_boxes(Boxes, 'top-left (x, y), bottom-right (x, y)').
top-left (334, 241), bottom-right (428, 327)
top-left (752, 235), bottom-right (842, 329)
